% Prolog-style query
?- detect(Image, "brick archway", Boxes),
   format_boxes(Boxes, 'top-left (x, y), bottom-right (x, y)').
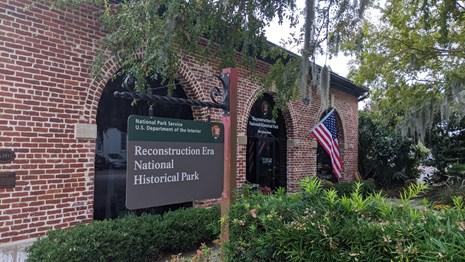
top-left (81, 59), bottom-right (210, 124)
top-left (237, 88), bottom-right (297, 190)
top-left (239, 89), bottom-right (296, 137)
top-left (78, 56), bottom-right (213, 217)
top-left (81, 57), bottom-right (120, 124)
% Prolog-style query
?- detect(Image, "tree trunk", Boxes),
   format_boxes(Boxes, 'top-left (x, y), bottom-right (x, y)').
top-left (299, 0), bottom-right (315, 104)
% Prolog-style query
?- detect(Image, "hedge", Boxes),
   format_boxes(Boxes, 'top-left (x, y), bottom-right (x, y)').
top-left (225, 178), bottom-right (465, 261)
top-left (331, 179), bottom-right (377, 197)
top-left (27, 206), bottom-right (220, 262)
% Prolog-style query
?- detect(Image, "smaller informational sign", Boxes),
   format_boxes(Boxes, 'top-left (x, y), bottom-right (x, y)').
top-left (126, 115), bottom-right (224, 209)
top-left (247, 98), bottom-right (280, 137)
top-left (0, 149), bottom-right (15, 164)
top-left (0, 172), bottom-right (16, 188)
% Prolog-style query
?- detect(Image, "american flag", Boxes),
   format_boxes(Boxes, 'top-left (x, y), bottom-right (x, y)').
top-left (309, 109), bottom-right (343, 179)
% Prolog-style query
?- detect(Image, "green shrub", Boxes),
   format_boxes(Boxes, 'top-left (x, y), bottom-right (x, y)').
top-left (27, 206), bottom-right (220, 262)
top-left (329, 179), bottom-right (377, 197)
top-left (429, 184), bottom-right (465, 205)
top-left (447, 163), bottom-right (465, 179)
top-left (358, 111), bottom-right (427, 188)
top-left (427, 164), bottom-right (465, 205)
top-left (225, 178), bottom-right (465, 261)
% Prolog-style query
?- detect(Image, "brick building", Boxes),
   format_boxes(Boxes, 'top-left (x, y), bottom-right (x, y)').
top-left (0, 0), bottom-right (367, 253)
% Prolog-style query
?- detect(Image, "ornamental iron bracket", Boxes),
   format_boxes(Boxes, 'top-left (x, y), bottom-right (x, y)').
top-left (114, 73), bottom-right (230, 113)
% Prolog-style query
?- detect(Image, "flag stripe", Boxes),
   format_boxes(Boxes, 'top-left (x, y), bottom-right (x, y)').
top-left (313, 128), bottom-right (333, 156)
top-left (317, 125), bottom-right (342, 170)
top-left (315, 126), bottom-right (332, 147)
top-left (315, 127), bottom-right (333, 153)
top-left (309, 110), bottom-right (343, 179)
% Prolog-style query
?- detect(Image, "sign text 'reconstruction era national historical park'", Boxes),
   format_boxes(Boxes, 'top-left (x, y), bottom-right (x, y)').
top-left (126, 115), bottom-right (224, 209)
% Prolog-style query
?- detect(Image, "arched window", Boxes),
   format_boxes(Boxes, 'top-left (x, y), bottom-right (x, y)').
top-left (246, 93), bottom-right (287, 192)
top-left (94, 73), bottom-right (193, 220)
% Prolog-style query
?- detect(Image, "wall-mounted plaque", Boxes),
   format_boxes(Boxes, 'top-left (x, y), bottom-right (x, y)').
top-left (0, 149), bottom-right (15, 164)
top-left (0, 172), bottom-right (16, 188)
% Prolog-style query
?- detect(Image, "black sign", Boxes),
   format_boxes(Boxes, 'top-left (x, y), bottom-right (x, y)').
top-left (0, 149), bottom-right (15, 164)
top-left (247, 95), bottom-right (282, 138)
top-left (0, 172), bottom-right (16, 188)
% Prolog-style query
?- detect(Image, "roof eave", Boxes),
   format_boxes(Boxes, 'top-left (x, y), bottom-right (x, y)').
top-left (260, 41), bottom-right (369, 99)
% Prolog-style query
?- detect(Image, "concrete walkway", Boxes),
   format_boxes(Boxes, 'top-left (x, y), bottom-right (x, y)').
top-left (0, 238), bottom-right (35, 262)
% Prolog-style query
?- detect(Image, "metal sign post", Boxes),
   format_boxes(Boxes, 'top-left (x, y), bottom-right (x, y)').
top-left (220, 68), bottom-right (238, 245)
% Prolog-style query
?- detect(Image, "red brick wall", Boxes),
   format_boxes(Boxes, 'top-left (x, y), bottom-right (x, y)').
top-left (0, 0), bottom-right (360, 243)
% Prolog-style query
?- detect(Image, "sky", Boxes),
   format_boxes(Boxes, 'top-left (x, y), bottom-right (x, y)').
top-left (264, 0), bottom-right (383, 78)
top-left (264, 0), bottom-right (354, 78)
top-left (264, 0), bottom-right (383, 110)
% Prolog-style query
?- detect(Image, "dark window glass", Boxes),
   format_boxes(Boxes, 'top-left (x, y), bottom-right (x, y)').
top-left (94, 74), bottom-right (193, 220)
top-left (246, 93), bottom-right (287, 192)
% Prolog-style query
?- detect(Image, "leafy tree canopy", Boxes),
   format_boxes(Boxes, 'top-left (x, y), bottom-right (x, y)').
top-left (347, 0), bottom-right (465, 140)
top-left (52, 0), bottom-right (368, 110)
